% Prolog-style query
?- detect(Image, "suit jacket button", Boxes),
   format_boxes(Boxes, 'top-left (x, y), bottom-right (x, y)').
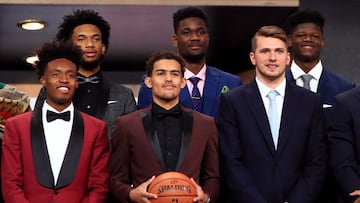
top-left (54, 190), bottom-right (58, 195)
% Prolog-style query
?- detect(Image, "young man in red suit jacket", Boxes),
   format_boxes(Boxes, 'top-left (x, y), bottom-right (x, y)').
top-left (109, 51), bottom-right (219, 203)
top-left (1, 41), bottom-right (110, 203)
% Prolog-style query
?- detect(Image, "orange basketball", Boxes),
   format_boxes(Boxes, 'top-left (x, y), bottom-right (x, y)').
top-left (148, 171), bottom-right (197, 203)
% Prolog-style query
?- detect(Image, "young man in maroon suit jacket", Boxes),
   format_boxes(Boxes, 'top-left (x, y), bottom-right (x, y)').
top-left (109, 51), bottom-right (219, 203)
top-left (1, 41), bottom-right (110, 203)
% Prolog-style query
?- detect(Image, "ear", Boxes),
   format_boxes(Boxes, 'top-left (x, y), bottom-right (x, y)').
top-left (180, 77), bottom-right (186, 88)
top-left (144, 76), bottom-right (152, 88)
top-left (288, 35), bottom-right (293, 47)
top-left (101, 44), bottom-right (106, 55)
top-left (249, 52), bottom-right (256, 65)
top-left (171, 35), bottom-right (178, 48)
top-left (286, 52), bottom-right (291, 66)
top-left (40, 76), bottom-right (46, 86)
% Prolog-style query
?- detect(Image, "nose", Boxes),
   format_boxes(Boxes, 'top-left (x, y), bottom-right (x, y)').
top-left (59, 74), bottom-right (69, 83)
top-left (269, 52), bottom-right (276, 61)
top-left (85, 39), bottom-right (95, 47)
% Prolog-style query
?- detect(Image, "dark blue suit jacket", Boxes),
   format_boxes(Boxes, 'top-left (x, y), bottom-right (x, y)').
top-left (217, 80), bottom-right (327, 203)
top-left (328, 87), bottom-right (360, 203)
top-left (137, 66), bottom-right (242, 117)
top-left (285, 69), bottom-right (355, 123)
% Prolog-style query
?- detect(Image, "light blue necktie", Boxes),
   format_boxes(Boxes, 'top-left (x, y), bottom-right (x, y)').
top-left (267, 90), bottom-right (280, 149)
top-left (189, 77), bottom-right (202, 112)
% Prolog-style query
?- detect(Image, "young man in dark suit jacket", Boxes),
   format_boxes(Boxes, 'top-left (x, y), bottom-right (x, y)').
top-left (217, 25), bottom-right (327, 203)
top-left (1, 41), bottom-right (110, 203)
top-left (284, 10), bottom-right (355, 203)
top-left (35, 9), bottom-right (137, 137)
top-left (137, 7), bottom-right (241, 117)
top-left (109, 51), bottom-right (219, 203)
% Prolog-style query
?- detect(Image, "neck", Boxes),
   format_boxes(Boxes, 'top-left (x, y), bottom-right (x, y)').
top-left (185, 59), bottom-right (205, 75)
top-left (293, 59), bottom-right (319, 74)
top-left (78, 66), bottom-right (101, 77)
top-left (153, 99), bottom-right (179, 110)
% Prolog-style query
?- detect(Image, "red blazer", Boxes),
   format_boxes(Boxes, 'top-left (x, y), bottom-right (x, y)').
top-left (1, 108), bottom-right (110, 203)
top-left (109, 106), bottom-right (220, 203)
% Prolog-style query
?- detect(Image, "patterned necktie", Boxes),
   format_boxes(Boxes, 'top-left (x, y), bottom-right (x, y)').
top-left (267, 90), bottom-right (279, 149)
top-left (189, 77), bottom-right (202, 112)
top-left (77, 75), bottom-right (99, 84)
top-left (46, 110), bottom-right (70, 122)
top-left (301, 74), bottom-right (312, 90)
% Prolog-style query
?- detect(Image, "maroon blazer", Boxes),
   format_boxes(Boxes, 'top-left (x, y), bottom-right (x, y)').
top-left (1, 108), bottom-right (110, 203)
top-left (109, 105), bottom-right (220, 203)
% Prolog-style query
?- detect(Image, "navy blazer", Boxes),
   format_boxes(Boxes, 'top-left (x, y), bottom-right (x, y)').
top-left (217, 80), bottom-right (327, 203)
top-left (137, 66), bottom-right (242, 117)
top-left (328, 87), bottom-right (360, 203)
top-left (286, 69), bottom-right (355, 123)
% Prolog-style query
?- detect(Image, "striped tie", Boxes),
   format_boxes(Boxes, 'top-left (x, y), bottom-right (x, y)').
top-left (189, 77), bottom-right (202, 112)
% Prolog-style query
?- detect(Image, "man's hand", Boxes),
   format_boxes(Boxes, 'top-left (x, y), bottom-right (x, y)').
top-left (129, 176), bottom-right (158, 203)
top-left (191, 178), bottom-right (210, 203)
top-left (349, 190), bottom-right (360, 203)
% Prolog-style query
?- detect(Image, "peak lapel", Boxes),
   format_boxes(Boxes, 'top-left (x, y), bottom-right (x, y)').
top-left (175, 110), bottom-right (193, 171)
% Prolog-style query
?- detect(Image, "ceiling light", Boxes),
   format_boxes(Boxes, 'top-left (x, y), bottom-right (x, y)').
top-left (17, 19), bottom-right (46, 31)
top-left (25, 55), bottom-right (39, 65)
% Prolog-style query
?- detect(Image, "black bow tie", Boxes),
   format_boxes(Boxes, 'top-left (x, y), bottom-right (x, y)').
top-left (77, 75), bottom-right (99, 84)
top-left (46, 110), bottom-right (70, 122)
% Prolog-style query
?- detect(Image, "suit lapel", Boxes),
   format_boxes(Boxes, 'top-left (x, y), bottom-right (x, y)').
top-left (277, 83), bottom-right (298, 154)
top-left (202, 68), bottom-right (220, 115)
top-left (175, 109), bottom-right (193, 171)
top-left (95, 79), bottom-right (110, 119)
top-left (31, 108), bottom-right (54, 188)
top-left (180, 85), bottom-right (193, 109)
top-left (141, 111), bottom-right (166, 169)
top-left (245, 81), bottom-right (276, 154)
top-left (56, 109), bottom-right (84, 189)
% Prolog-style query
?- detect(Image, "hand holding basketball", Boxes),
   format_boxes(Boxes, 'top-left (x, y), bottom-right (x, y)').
top-left (129, 176), bottom-right (157, 203)
top-left (148, 172), bottom-right (197, 203)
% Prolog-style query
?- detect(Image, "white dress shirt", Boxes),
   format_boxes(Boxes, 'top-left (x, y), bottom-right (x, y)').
top-left (42, 101), bottom-right (74, 184)
top-left (290, 60), bottom-right (323, 93)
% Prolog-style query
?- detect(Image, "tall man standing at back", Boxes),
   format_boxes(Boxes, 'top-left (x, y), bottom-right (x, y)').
top-left (285, 10), bottom-right (355, 203)
top-left (35, 9), bottom-right (137, 136)
top-left (138, 7), bottom-right (242, 117)
top-left (217, 25), bottom-right (327, 202)
top-left (285, 10), bottom-right (355, 121)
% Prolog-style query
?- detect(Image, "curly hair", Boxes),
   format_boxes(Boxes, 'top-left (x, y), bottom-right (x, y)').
top-left (56, 9), bottom-right (111, 50)
top-left (34, 41), bottom-right (82, 79)
top-left (145, 51), bottom-right (185, 77)
top-left (172, 7), bottom-right (208, 34)
top-left (286, 10), bottom-right (325, 34)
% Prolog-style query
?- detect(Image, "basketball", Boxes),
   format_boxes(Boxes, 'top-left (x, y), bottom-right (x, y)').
top-left (148, 171), bottom-right (197, 203)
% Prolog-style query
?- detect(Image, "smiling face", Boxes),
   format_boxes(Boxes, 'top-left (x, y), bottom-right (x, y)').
top-left (71, 24), bottom-right (106, 71)
top-left (250, 36), bottom-right (290, 86)
top-left (145, 59), bottom-right (186, 109)
top-left (40, 58), bottom-right (78, 111)
top-left (289, 22), bottom-right (324, 63)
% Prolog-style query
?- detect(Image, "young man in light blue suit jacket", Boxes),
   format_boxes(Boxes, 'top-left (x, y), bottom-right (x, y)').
top-left (137, 7), bottom-right (241, 117)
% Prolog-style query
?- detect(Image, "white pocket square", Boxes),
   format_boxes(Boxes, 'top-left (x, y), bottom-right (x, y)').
top-left (107, 101), bottom-right (118, 104)
top-left (323, 104), bottom-right (332, 108)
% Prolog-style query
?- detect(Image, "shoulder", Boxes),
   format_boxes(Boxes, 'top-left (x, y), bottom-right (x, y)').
top-left (6, 111), bottom-right (32, 124)
top-left (335, 86), bottom-right (360, 103)
top-left (81, 112), bottom-right (107, 127)
top-left (207, 66), bottom-right (241, 81)
top-left (322, 69), bottom-right (355, 88)
top-left (116, 108), bottom-right (149, 123)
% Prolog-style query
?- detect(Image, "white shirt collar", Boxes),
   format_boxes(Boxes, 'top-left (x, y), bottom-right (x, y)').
top-left (256, 77), bottom-right (286, 98)
top-left (290, 60), bottom-right (323, 80)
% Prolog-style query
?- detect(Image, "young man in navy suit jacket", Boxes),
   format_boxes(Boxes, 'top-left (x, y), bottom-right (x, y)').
top-left (138, 7), bottom-right (241, 117)
top-left (284, 10), bottom-right (355, 203)
top-left (217, 25), bottom-right (327, 203)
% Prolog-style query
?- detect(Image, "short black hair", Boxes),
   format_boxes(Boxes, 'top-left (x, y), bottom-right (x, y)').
top-left (145, 51), bottom-right (185, 77)
top-left (286, 9), bottom-right (325, 34)
top-left (56, 9), bottom-right (111, 50)
top-left (34, 41), bottom-right (82, 79)
top-left (173, 7), bottom-right (208, 34)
